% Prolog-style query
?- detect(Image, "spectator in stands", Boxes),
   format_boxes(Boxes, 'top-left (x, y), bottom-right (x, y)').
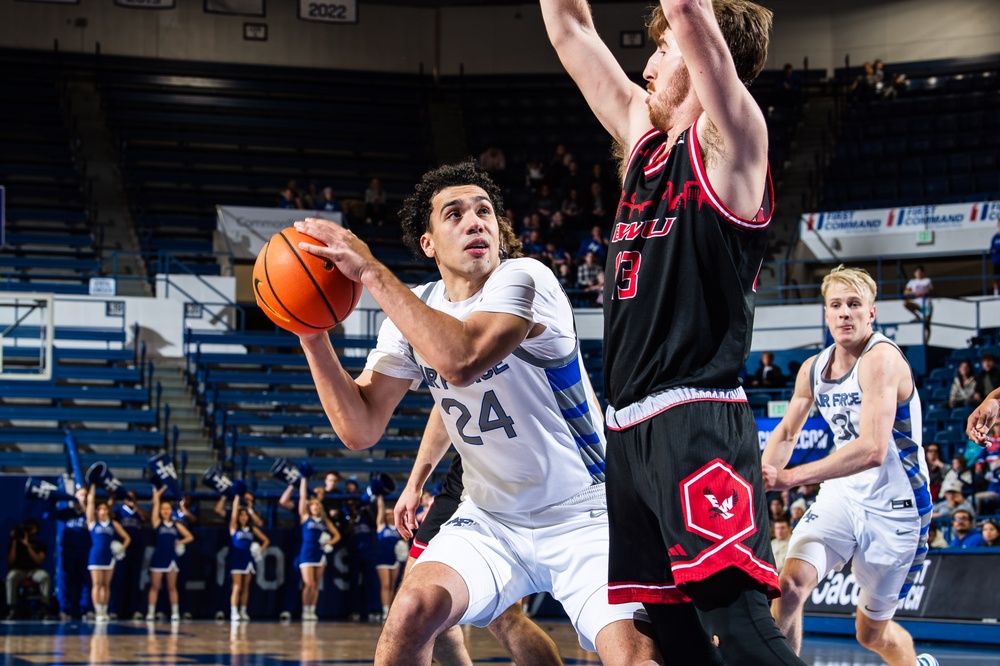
top-left (543, 240), bottom-right (571, 271)
top-left (522, 230), bottom-right (546, 260)
top-left (972, 461), bottom-right (1000, 515)
top-left (343, 496), bottom-right (377, 622)
top-left (933, 479), bottom-right (974, 519)
top-left (974, 352), bottom-right (1000, 403)
top-left (873, 60), bottom-right (907, 100)
top-left (770, 516), bottom-right (792, 574)
top-left (948, 509), bottom-right (985, 548)
top-left (849, 61), bottom-right (876, 102)
top-left (768, 496), bottom-right (788, 525)
top-left (576, 224), bottom-right (608, 261)
top-left (790, 482), bottom-right (820, 510)
top-left (6, 519), bottom-right (50, 619)
top-left (948, 360), bottom-right (978, 409)
top-left (926, 521), bottom-right (948, 549)
top-left (776, 63), bottom-right (802, 105)
top-left (588, 162), bottom-right (613, 193)
top-left (320, 471), bottom-right (342, 520)
top-left (479, 145), bottom-right (507, 184)
top-left (903, 265), bottom-right (933, 343)
top-left (989, 221), bottom-right (1000, 296)
top-left (751, 351), bottom-right (786, 389)
top-left (789, 498), bottom-right (807, 529)
top-left (546, 210), bottom-right (569, 248)
top-left (941, 455), bottom-right (974, 498)
top-left (555, 261), bottom-right (574, 292)
top-left (560, 187), bottom-right (583, 228)
top-left (531, 183), bottom-right (558, 222)
top-left (980, 518), bottom-right (999, 548)
top-left (364, 178), bottom-right (387, 225)
top-left (318, 187), bottom-right (344, 214)
top-left (547, 143), bottom-right (573, 188)
top-left (575, 251), bottom-right (602, 306)
top-left (585, 270), bottom-right (605, 307)
top-left (525, 158), bottom-right (546, 190)
top-left (585, 180), bottom-right (612, 227)
top-left (278, 187), bottom-right (300, 210)
top-left (924, 442), bottom-right (946, 501)
top-left (560, 161), bottom-right (585, 201)
top-left (302, 181), bottom-right (321, 210)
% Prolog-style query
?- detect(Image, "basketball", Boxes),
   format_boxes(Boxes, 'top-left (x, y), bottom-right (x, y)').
top-left (252, 227), bottom-right (361, 335)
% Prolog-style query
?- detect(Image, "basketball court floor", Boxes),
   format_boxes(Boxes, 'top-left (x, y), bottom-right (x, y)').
top-left (1, 619), bottom-right (996, 665)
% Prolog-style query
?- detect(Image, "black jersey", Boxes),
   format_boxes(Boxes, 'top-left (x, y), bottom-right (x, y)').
top-left (603, 121), bottom-right (772, 409)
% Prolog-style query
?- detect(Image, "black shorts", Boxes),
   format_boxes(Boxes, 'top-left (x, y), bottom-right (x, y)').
top-left (606, 400), bottom-right (779, 605)
top-left (409, 455), bottom-right (463, 559)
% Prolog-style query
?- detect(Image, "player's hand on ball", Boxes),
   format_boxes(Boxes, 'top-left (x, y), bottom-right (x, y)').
top-left (967, 398), bottom-right (1000, 446)
top-left (294, 218), bottom-right (378, 285)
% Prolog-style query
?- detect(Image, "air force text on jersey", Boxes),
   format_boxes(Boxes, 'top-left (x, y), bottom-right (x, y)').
top-left (419, 361), bottom-right (511, 390)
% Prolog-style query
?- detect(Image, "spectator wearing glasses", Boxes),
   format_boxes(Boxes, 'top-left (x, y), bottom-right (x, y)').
top-left (948, 510), bottom-right (985, 549)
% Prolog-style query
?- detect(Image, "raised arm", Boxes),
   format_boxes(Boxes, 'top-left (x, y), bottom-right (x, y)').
top-left (761, 356), bottom-right (817, 487)
top-left (245, 496), bottom-right (264, 527)
top-left (768, 345), bottom-right (906, 490)
top-left (85, 484), bottom-right (96, 528)
top-left (664, 0), bottom-right (770, 218)
top-left (214, 495), bottom-right (227, 520)
top-left (376, 494), bottom-right (387, 531)
top-left (395, 405), bottom-right (451, 540)
top-left (298, 476), bottom-right (309, 522)
top-left (229, 494), bottom-right (241, 535)
top-left (539, 0), bottom-right (651, 148)
top-left (151, 485), bottom-right (164, 528)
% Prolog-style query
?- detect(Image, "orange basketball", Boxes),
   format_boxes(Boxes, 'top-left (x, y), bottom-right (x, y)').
top-left (252, 227), bottom-right (361, 335)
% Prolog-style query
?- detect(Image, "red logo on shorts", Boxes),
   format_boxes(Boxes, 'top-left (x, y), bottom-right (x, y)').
top-left (681, 459), bottom-right (755, 543)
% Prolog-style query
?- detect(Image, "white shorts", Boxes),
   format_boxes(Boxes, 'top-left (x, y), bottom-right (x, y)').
top-left (787, 491), bottom-right (921, 621)
top-left (416, 483), bottom-right (645, 653)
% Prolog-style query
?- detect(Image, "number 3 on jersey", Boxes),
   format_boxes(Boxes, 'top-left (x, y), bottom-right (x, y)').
top-left (614, 251), bottom-right (641, 299)
top-left (440, 390), bottom-right (516, 446)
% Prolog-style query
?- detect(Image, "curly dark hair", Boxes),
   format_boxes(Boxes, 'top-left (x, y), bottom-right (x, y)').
top-left (399, 160), bottom-right (522, 260)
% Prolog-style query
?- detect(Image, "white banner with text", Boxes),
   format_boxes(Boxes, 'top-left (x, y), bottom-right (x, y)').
top-left (216, 205), bottom-right (344, 260)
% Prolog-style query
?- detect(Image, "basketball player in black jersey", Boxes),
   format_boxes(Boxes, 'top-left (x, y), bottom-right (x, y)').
top-left (542, 1), bottom-right (804, 664)
top-left (394, 406), bottom-right (563, 666)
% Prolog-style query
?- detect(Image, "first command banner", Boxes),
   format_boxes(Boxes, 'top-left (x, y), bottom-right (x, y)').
top-left (756, 416), bottom-right (832, 467)
top-left (799, 200), bottom-right (1000, 261)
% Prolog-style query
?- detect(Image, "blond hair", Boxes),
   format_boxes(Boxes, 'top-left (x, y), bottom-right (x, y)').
top-left (821, 265), bottom-right (877, 305)
top-left (646, 0), bottom-right (772, 86)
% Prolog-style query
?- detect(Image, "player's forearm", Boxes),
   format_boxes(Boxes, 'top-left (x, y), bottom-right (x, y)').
top-left (406, 414), bottom-right (451, 492)
top-left (359, 263), bottom-right (501, 386)
top-left (785, 437), bottom-right (884, 487)
top-left (761, 431), bottom-right (797, 470)
top-left (300, 334), bottom-right (388, 448)
top-left (540, 0), bottom-right (597, 49)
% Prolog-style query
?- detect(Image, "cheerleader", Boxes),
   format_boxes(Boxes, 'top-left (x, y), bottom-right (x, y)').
top-left (85, 485), bottom-right (130, 623)
top-left (374, 494), bottom-right (404, 622)
top-left (228, 494), bottom-right (270, 622)
top-left (147, 485), bottom-right (194, 622)
top-left (297, 475), bottom-right (340, 621)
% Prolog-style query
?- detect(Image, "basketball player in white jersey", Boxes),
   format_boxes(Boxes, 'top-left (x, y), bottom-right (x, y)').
top-left (761, 265), bottom-right (938, 666)
top-left (291, 161), bottom-right (660, 666)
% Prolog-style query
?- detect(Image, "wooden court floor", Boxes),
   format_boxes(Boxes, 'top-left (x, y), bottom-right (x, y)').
top-left (1, 619), bottom-right (996, 665)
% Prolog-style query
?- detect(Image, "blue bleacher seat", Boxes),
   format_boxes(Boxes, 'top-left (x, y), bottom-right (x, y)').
top-left (950, 407), bottom-right (974, 422)
top-left (924, 407), bottom-right (950, 423)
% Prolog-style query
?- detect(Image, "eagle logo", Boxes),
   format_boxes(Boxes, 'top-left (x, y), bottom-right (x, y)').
top-left (704, 488), bottom-right (738, 520)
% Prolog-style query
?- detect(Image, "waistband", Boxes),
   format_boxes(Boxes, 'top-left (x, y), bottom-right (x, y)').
top-left (606, 386), bottom-right (747, 431)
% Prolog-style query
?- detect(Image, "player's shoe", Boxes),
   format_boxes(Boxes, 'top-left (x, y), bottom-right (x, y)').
top-left (916, 655), bottom-right (939, 666)
top-left (231, 609), bottom-right (241, 622)
top-left (145, 613), bottom-right (155, 622)
top-left (239, 609), bottom-right (250, 621)
top-left (170, 613), bottom-right (180, 622)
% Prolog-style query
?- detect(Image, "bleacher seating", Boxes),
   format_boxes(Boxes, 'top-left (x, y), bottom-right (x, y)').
top-left (0, 51), bottom-right (97, 294)
top-left (823, 56), bottom-right (1000, 210)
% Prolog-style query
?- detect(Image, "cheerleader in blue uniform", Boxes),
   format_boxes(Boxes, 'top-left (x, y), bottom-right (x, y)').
top-left (147, 484), bottom-right (194, 622)
top-left (297, 476), bottom-right (340, 621)
top-left (374, 494), bottom-right (404, 623)
top-left (86, 484), bottom-right (130, 623)
top-left (229, 494), bottom-right (270, 622)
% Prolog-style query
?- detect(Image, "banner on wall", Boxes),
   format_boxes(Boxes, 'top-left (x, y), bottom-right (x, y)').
top-left (215, 205), bottom-right (344, 260)
top-left (803, 553), bottom-right (1000, 622)
top-left (798, 200), bottom-right (1000, 260)
top-left (756, 416), bottom-right (832, 466)
top-left (115, 0), bottom-right (176, 8)
top-left (298, 0), bottom-right (357, 24)
top-left (205, 0), bottom-right (265, 17)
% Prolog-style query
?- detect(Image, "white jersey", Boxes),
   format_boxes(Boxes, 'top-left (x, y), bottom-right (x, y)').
top-left (365, 258), bottom-right (606, 514)
top-left (811, 333), bottom-right (932, 521)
